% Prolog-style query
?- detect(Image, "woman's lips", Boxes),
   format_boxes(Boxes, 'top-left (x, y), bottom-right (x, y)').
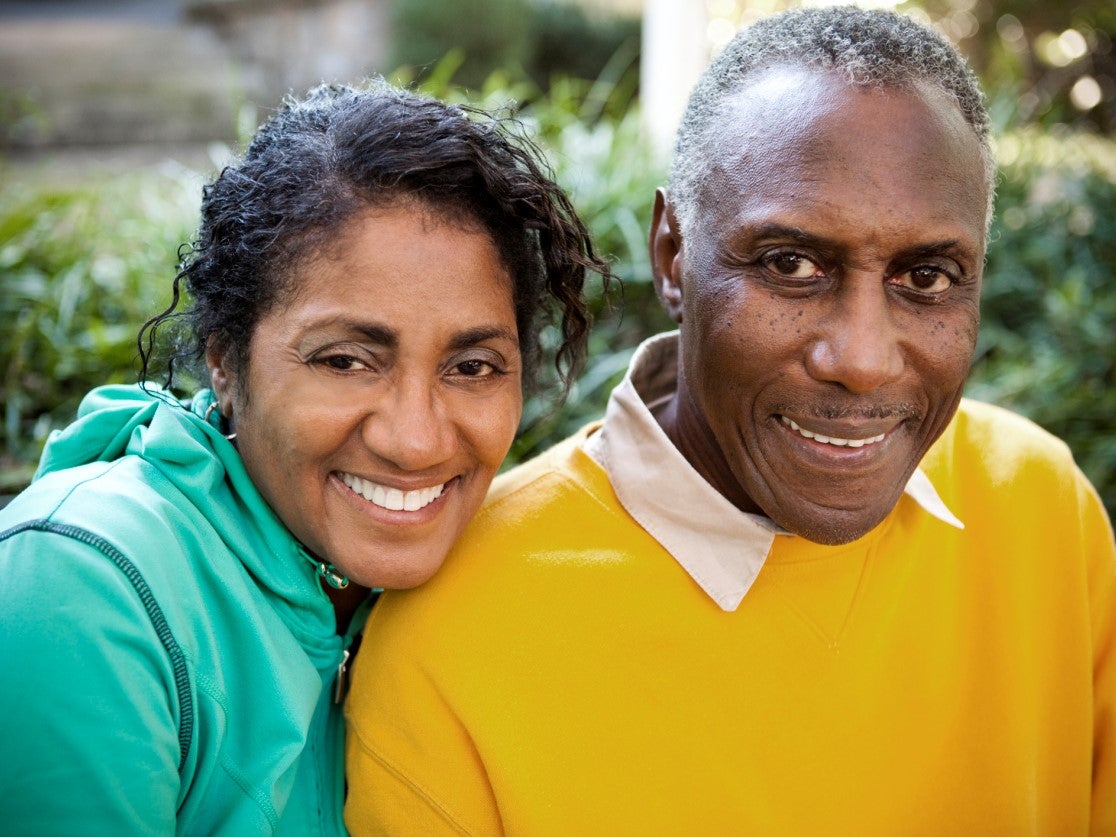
top-left (337, 472), bottom-right (446, 511)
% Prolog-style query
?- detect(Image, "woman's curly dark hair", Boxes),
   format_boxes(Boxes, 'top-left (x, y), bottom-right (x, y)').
top-left (139, 79), bottom-right (611, 396)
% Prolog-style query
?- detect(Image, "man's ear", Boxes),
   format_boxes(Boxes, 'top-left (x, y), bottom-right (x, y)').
top-left (205, 338), bottom-right (236, 414)
top-left (649, 187), bottom-right (684, 323)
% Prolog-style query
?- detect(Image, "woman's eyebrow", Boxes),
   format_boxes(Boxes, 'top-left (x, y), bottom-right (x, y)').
top-left (447, 326), bottom-right (519, 351)
top-left (343, 322), bottom-right (397, 348)
top-left (305, 321), bottom-right (517, 350)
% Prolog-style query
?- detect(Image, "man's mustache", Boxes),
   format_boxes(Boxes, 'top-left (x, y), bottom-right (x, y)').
top-left (771, 403), bottom-right (923, 421)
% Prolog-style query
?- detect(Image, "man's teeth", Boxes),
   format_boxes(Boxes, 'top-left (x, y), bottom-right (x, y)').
top-left (339, 473), bottom-right (445, 511)
top-left (781, 416), bottom-right (886, 448)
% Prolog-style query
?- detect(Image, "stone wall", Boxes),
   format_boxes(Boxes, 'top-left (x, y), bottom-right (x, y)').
top-left (0, 0), bottom-right (391, 148)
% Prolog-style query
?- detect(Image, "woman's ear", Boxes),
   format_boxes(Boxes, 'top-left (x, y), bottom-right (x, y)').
top-left (205, 339), bottom-right (236, 414)
top-left (649, 188), bottom-right (685, 324)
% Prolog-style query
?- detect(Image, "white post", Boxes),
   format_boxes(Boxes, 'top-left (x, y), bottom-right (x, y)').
top-left (640, 0), bottom-right (710, 160)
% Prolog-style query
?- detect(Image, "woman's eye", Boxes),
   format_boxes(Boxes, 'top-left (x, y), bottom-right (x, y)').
top-left (763, 252), bottom-right (821, 280)
top-left (896, 266), bottom-right (954, 294)
top-left (454, 359), bottom-right (494, 378)
top-left (321, 354), bottom-right (368, 372)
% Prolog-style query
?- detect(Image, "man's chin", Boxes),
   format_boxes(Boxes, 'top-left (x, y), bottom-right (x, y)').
top-left (770, 499), bottom-right (898, 546)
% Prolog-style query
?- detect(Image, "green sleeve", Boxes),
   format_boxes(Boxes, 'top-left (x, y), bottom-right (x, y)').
top-left (0, 527), bottom-right (183, 836)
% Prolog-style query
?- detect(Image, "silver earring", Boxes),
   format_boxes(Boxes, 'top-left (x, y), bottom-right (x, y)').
top-left (203, 402), bottom-right (237, 442)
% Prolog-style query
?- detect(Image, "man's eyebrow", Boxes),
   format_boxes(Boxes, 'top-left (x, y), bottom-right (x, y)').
top-left (894, 240), bottom-right (971, 260)
top-left (749, 223), bottom-right (821, 242)
top-left (747, 223), bottom-right (833, 247)
top-left (744, 226), bottom-right (976, 260)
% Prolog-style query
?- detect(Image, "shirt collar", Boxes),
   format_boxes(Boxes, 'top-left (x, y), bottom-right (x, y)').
top-left (582, 331), bottom-right (963, 612)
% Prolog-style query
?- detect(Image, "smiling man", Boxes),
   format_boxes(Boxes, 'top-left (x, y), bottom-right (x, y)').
top-left (345, 7), bottom-right (1116, 834)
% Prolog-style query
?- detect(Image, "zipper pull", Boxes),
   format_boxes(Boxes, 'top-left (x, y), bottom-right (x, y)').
top-left (333, 648), bottom-right (352, 705)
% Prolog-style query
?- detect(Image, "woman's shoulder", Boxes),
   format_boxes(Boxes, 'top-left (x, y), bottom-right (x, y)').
top-left (0, 453), bottom-right (241, 617)
top-left (3, 454), bottom-right (194, 546)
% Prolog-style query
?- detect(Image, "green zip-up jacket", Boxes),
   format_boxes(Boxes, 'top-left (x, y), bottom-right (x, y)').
top-left (0, 385), bottom-right (372, 835)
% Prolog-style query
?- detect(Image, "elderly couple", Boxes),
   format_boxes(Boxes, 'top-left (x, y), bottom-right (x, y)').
top-left (1, 6), bottom-right (1113, 835)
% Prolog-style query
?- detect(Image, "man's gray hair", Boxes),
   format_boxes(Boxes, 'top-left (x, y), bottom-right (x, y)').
top-left (668, 5), bottom-right (995, 237)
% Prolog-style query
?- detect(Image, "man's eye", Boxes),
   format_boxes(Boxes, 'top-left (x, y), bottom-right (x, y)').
top-left (896, 266), bottom-right (953, 294)
top-left (763, 252), bottom-right (821, 279)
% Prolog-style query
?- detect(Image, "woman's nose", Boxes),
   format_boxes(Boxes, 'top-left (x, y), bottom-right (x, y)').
top-left (360, 379), bottom-right (456, 471)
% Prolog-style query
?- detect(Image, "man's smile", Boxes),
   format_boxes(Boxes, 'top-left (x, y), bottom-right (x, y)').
top-left (779, 415), bottom-right (887, 448)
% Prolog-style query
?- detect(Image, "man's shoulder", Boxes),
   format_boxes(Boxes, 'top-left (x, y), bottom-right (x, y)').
top-left (383, 425), bottom-right (646, 602)
top-left (921, 398), bottom-right (1098, 525)
top-left (476, 422), bottom-right (614, 527)
top-left (930, 398), bottom-right (1076, 478)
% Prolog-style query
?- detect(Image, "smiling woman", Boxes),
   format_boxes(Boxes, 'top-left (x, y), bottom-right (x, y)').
top-left (0, 80), bottom-right (610, 834)
top-left (212, 204), bottom-right (526, 595)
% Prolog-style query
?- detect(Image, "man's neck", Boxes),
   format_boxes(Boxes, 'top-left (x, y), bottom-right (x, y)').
top-left (651, 377), bottom-right (764, 518)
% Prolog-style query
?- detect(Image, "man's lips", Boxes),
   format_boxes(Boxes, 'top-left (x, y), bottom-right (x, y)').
top-left (779, 415), bottom-right (888, 448)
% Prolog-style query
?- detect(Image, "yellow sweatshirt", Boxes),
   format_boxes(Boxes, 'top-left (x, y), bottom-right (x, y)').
top-left (346, 400), bottom-right (1116, 835)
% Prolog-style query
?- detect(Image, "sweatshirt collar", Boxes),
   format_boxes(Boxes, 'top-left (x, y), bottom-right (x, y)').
top-left (39, 384), bottom-right (350, 645)
top-left (582, 332), bottom-right (963, 612)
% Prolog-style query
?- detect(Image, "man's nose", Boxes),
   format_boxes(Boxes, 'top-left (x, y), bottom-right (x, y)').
top-left (804, 280), bottom-right (904, 394)
top-left (361, 379), bottom-right (456, 471)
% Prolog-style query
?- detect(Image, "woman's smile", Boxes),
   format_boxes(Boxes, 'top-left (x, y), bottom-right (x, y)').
top-left (336, 471), bottom-right (448, 513)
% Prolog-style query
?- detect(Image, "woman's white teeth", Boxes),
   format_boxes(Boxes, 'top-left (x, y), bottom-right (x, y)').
top-left (339, 473), bottom-right (444, 511)
top-left (781, 416), bottom-right (885, 447)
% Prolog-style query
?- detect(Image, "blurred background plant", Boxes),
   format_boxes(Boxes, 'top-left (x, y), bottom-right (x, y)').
top-left (389, 0), bottom-right (640, 91)
top-left (967, 129), bottom-right (1116, 512)
top-left (1, 0), bottom-right (1113, 516)
top-left (0, 166), bottom-right (203, 493)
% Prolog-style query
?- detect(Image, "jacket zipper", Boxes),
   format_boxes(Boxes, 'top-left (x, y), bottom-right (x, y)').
top-left (333, 648), bottom-right (351, 704)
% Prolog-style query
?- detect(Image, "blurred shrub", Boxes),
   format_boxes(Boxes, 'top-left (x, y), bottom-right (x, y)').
top-left (389, 0), bottom-right (531, 90)
top-left (0, 166), bottom-right (199, 491)
top-left (968, 126), bottom-right (1116, 516)
top-left (390, 0), bottom-right (640, 93)
top-left (904, 0), bottom-right (1116, 134)
top-left (527, 2), bottom-right (641, 89)
top-left (510, 72), bottom-right (672, 461)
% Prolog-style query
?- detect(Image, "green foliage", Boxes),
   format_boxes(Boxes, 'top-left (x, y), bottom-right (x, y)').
top-left (0, 166), bottom-right (200, 489)
top-left (509, 72), bottom-right (672, 462)
top-left (900, 0), bottom-right (1115, 133)
top-left (389, 0), bottom-right (640, 94)
top-left (0, 89), bottom-right (48, 151)
top-left (389, 0), bottom-right (533, 90)
top-left (527, 2), bottom-right (642, 89)
top-left (1, 71), bottom-right (1113, 520)
top-left (967, 127), bottom-right (1116, 517)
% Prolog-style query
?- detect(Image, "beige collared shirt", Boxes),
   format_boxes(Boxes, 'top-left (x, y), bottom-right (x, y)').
top-left (582, 331), bottom-right (964, 612)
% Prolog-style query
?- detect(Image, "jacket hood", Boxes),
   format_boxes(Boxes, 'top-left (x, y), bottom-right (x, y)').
top-left (35, 384), bottom-right (340, 642)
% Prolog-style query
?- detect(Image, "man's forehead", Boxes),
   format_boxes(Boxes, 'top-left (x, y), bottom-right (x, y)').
top-left (720, 64), bottom-right (840, 116)
top-left (682, 66), bottom-right (989, 254)
top-left (699, 67), bottom-right (983, 196)
top-left (712, 65), bottom-right (950, 146)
